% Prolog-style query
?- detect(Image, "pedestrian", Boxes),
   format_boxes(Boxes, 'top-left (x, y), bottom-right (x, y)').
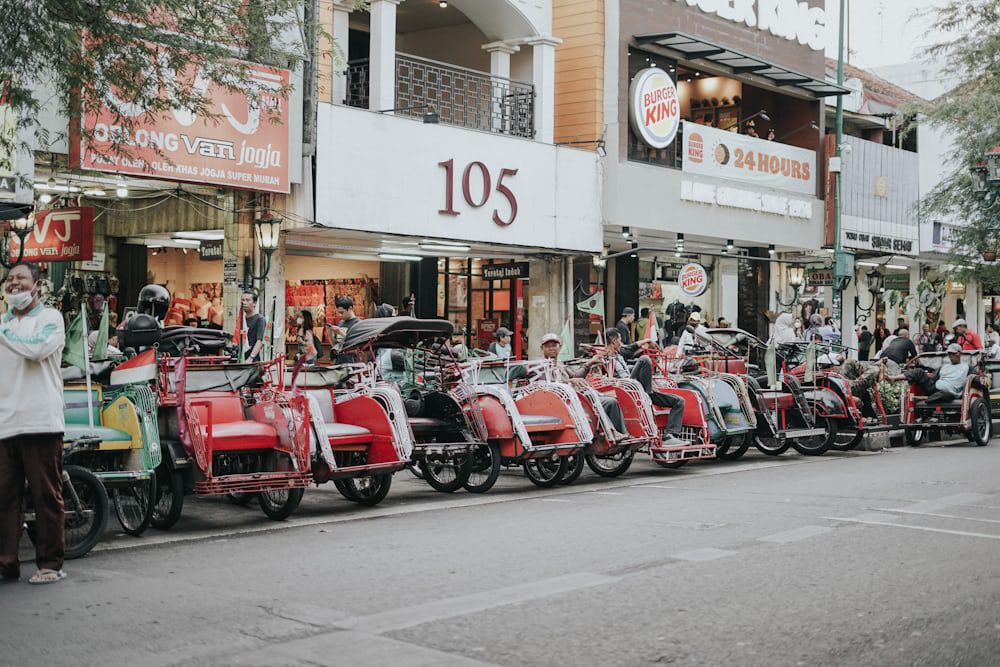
top-left (771, 312), bottom-right (798, 344)
top-left (373, 303), bottom-right (396, 318)
top-left (893, 317), bottom-right (907, 336)
top-left (0, 263), bottom-right (68, 585)
top-left (819, 317), bottom-right (840, 344)
top-left (873, 319), bottom-right (890, 352)
top-left (805, 313), bottom-right (824, 341)
top-left (857, 325), bottom-right (873, 361)
top-left (239, 291), bottom-right (266, 362)
top-left (914, 323), bottom-right (938, 353)
top-left (951, 318), bottom-right (983, 351)
top-left (878, 328), bottom-right (918, 366)
top-left (636, 307), bottom-right (650, 341)
top-left (489, 327), bottom-right (513, 359)
top-left (328, 296), bottom-right (361, 363)
top-left (936, 319), bottom-right (949, 341)
top-left (296, 310), bottom-right (318, 365)
top-left (678, 311), bottom-right (708, 351)
top-left (616, 307), bottom-right (635, 345)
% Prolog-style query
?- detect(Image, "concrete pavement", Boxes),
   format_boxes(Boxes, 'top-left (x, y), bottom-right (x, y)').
top-left (2, 443), bottom-right (999, 666)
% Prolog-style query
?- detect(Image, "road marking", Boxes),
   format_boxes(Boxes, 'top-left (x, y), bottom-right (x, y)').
top-left (671, 547), bottom-right (737, 562)
top-left (872, 508), bottom-right (1000, 525)
top-left (590, 491), bottom-right (625, 496)
top-left (539, 498), bottom-right (572, 503)
top-left (339, 572), bottom-right (618, 635)
top-left (757, 525), bottom-right (833, 544)
top-left (897, 493), bottom-right (992, 513)
top-left (824, 516), bottom-right (1000, 540)
top-left (642, 485), bottom-right (676, 489)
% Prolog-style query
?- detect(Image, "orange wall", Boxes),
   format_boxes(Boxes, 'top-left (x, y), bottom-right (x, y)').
top-left (285, 255), bottom-right (380, 282)
top-left (147, 248), bottom-right (223, 298)
top-left (554, 0), bottom-right (605, 147)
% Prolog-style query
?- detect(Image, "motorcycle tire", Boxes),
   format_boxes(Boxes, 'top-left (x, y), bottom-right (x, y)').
top-left (717, 433), bottom-right (752, 461)
top-left (151, 465), bottom-right (185, 531)
top-left (791, 415), bottom-right (837, 456)
top-left (113, 475), bottom-right (158, 537)
top-left (754, 434), bottom-right (792, 456)
top-left (523, 457), bottom-right (567, 488)
top-left (905, 427), bottom-right (925, 447)
top-left (558, 454), bottom-right (586, 485)
top-left (420, 457), bottom-right (471, 493)
top-left (63, 465), bottom-right (110, 560)
top-left (333, 478), bottom-right (359, 502)
top-left (344, 473), bottom-right (393, 506)
top-left (463, 443), bottom-right (501, 494)
top-left (258, 487), bottom-right (305, 521)
top-left (969, 398), bottom-right (991, 446)
top-left (585, 449), bottom-right (635, 478)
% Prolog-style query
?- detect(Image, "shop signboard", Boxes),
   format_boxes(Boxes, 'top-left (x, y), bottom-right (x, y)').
top-left (682, 121), bottom-right (816, 196)
top-left (883, 273), bottom-right (910, 291)
top-left (629, 68), bottom-right (680, 149)
top-left (671, 0), bottom-right (826, 51)
top-left (8, 207), bottom-right (94, 263)
top-left (806, 267), bottom-right (833, 287)
top-left (199, 240), bottom-right (224, 260)
top-left (483, 262), bottom-right (529, 281)
top-left (72, 60), bottom-right (291, 194)
top-left (678, 262), bottom-right (709, 297)
top-left (477, 319), bottom-right (499, 349)
top-left (80, 251), bottom-right (106, 272)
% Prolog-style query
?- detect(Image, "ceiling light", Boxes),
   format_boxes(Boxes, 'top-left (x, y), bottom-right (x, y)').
top-left (116, 177), bottom-right (128, 198)
top-left (419, 241), bottom-right (471, 252)
top-left (726, 239), bottom-right (734, 251)
top-left (439, 0), bottom-right (447, 7)
top-left (768, 244), bottom-right (775, 255)
top-left (885, 264), bottom-right (909, 270)
top-left (856, 261), bottom-right (879, 267)
top-left (170, 238), bottom-right (202, 247)
top-left (379, 253), bottom-right (423, 261)
top-left (622, 226), bottom-right (631, 239)
top-left (83, 188), bottom-right (106, 197)
top-left (39, 193), bottom-right (52, 204)
top-left (674, 250), bottom-right (681, 258)
top-left (174, 230), bottom-right (225, 241)
top-left (46, 177), bottom-right (56, 189)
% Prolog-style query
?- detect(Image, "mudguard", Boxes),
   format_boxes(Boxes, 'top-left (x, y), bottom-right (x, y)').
top-left (159, 439), bottom-right (191, 470)
top-left (801, 387), bottom-right (848, 417)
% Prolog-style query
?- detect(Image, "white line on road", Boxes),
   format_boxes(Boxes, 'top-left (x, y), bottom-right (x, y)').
top-left (824, 516), bottom-right (1000, 540)
top-left (897, 493), bottom-right (992, 513)
top-left (641, 485), bottom-right (676, 489)
top-left (339, 572), bottom-right (619, 635)
top-left (539, 498), bottom-right (572, 503)
top-left (871, 508), bottom-right (1000, 525)
top-left (671, 547), bottom-right (738, 562)
top-left (590, 491), bottom-right (625, 496)
top-left (757, 525), bottom-right (833, 544)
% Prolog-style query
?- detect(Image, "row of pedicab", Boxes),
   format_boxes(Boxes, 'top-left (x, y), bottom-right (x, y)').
top-left (48, 317), bottom-right (994, 559)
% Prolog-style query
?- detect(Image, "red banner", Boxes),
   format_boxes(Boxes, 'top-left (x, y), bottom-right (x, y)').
top-left (9, 208), bottom-right (94, 263)
top-left (71, 62), bottom-right (290, 193)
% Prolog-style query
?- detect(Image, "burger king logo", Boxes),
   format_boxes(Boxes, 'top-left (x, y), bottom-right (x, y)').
top-left (678, 262), bottom-right (709, 297)
top-left (687, 132), bottom-right (704, 164)
top-left (629, 68), bottom-right (680, 149)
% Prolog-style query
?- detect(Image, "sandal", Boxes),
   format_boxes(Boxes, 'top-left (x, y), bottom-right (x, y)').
top-left (28, 569), bottom-right (66, 585)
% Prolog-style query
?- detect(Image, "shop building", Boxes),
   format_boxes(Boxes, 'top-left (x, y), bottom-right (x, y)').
top-left (553, 0), bottom-right (847, 341)
top-left (299, 0), bottom-right (603, 354)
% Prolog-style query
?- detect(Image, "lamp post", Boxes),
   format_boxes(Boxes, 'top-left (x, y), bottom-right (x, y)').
top-left (854, 268), bottom-right (884, 324)
top-left (1, 210), bottom-right (37, 270)
top-left (776, 264), bottom-right (805, 308)
top-left (968, 147), bottom-right (1000, 261)
top-left (832, 0), bottom-right (850, 328)
top-left (244, 215), bottom-right (282, 289)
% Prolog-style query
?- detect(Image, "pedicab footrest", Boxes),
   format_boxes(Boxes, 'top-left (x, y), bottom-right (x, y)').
top-left (194, 471), bottom-right (313, 496)
top-left (651, 443), bottom-right (717, 461)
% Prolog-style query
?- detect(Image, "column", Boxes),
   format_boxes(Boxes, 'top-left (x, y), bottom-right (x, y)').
top-left (965, 276), bottom-right (982, 336)
top-left (525, 36), bottom-right (561, 144)
top-left (483, 41), bottom-right (519, 134)
top-left (369, 0), bottom-right (403, 112)
top-left (223, 191), bottom-right (254, 332)
top-left (842, 274), bottom-right (858, 357)
top-left (908, 264), bottom-right (921, 331)
top-left (527, 258), bottom-right (566, 357)
top-left (716, 257), bottom-right (739, 325)
top-left (329, 0), bottom-right (354, 105)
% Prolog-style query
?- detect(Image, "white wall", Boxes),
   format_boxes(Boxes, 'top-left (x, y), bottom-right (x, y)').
top-left (315, 103), bottom-right (603, 252)
top-left (397, 23), bottom-right (490, 72)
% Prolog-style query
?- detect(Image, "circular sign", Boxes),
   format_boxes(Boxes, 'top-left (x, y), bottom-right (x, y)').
top-left (629, 68), bottom-right (680, 149)
top-left (678, 263), bottom-right (709, 297)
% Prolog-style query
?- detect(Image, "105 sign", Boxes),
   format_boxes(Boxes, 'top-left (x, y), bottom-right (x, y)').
top-left (438, 159), bottom-right (518, 226)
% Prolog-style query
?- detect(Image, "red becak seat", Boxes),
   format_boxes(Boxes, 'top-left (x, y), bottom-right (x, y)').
top-left (761, 393), bottom-right (796, 410)
top-left (190, 392), bottom-right (280, 451)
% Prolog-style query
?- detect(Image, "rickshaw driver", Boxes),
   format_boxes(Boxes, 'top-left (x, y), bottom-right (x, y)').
top-left (603, 329), bottom-right (686, 446)
top-left (536, 333), bottom-right (628, 438)
top-left (891, 343), bottom-right (971, 403)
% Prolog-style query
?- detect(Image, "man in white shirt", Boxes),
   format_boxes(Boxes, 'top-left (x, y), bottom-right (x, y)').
top-left (678, 311), bottom-right (708, 352)
top-left (900, 343), bottom-right (971, 402)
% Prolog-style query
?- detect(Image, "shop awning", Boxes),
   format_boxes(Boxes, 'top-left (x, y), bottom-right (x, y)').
top-left (634, 32), bottom-right (850, 98)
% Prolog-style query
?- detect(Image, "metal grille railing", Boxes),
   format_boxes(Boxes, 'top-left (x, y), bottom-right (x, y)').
top-left (345, 53), bottom-right (535, 139)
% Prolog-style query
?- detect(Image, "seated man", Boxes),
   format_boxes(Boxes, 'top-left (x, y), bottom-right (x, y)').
top-left (603, 328), bottom-right (686, 446)
top-left (899, 343), bottom-right (971, 403)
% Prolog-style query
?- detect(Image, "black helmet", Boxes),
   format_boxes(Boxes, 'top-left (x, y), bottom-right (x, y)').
top-left (138, 284), bottom-right (170, 320)
top-left (120, 313), bottom-right (162, 350)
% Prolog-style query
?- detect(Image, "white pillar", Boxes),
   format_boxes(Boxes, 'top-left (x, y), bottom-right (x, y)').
top-left (331, 0), bottom-right (353, 105)
top-left (525, 36), bottom-right (561, 144)
top-left (369, 0), bottom-right (403, 112)
top-left (908, 264), bottom-right (921, 331)
top-left (483, 42), bottom-right (519, 134)
top-left (965, 276), bottom-right (982, 336)
top-left (842, 276), bottom-right (859, 357)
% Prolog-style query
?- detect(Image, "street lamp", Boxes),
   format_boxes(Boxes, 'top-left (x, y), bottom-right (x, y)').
top-left (776, 264), bottom-right (805, 307)
top-left (970, 147), bottom-right (1000, 209)
top-left (854, 268), bottom-right (884, 323)
top-left (1, 210), bottom-right (37, 270)
top-left (245, 215), bottom-right (282, 286)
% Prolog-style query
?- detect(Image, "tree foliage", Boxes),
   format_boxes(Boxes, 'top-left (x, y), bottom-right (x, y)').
top-left (918, 0), bottom-right (1000, 286)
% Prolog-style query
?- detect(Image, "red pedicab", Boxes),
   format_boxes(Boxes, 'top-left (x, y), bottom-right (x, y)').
top-left (901, 350), bottom-right (992, 447)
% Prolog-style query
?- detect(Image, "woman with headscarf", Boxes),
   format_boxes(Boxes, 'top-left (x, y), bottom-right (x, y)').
top-left (804, 313), bottom-right (824, 342)
top-left (771, 313), bottom-right (798, 344)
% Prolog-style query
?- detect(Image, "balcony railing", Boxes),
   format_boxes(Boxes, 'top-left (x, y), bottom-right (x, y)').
top-left (346, 52), bottom-right (535, 139)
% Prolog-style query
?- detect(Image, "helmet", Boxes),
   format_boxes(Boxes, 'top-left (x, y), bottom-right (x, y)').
top-left (120, 313), bottom-right (161, 350)
top-left (137, 284), bottom-right (170, 320)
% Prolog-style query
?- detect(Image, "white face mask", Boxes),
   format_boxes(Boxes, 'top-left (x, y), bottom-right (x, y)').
top-left (296, 318), bottom-right (304, 325)
top-left (6, 287), bottom-right (34, 311)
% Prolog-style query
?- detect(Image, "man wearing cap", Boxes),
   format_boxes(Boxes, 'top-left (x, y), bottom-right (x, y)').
top-left (489, 327), bottom-right (513, 359)
top-left (677, 311), bottom-right (707, 352)
top-left (538, 333), bottom-right (628, 437)
top-left (951, 319), bottom-right (983, 351)
top-left (616, 307), bottom-right (635, 345)
top-left (895, 343), bottom-right (971, 402)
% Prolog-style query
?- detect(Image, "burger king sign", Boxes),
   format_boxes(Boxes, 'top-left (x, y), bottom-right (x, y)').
top-left (629, 67), bottom-right (680, 149)
top-left (678, 262), bottom-right (709, 298)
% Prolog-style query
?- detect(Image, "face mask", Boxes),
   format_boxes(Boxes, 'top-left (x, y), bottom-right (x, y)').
top-left (6, 287), bottom-right (34, 311)
top-left (296, 318), bottom-right (304, 325)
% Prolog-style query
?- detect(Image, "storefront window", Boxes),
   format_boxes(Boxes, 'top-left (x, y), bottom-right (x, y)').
top-left (627, 48), bottom-right (681, 169)
top-left (439, 258), bottom-right (521, 350)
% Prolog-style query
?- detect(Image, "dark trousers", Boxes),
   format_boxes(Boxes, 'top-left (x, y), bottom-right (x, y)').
top-left (598, 396), bottom-right (627, 433)
top-left (0, 434), bottom-right (64, 576)
top-left (903, 369), bottom-right (955, 403)
top-left (629, 357), bottom-right (685, 435)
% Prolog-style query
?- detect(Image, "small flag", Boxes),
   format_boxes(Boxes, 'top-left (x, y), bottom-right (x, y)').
top-left (645, 308), bottom-right (659, 343)
top-left (91, 304), bottom-right (110, 362)
top-left (804, 339), bottom-right (817, 382)
top-left (765, 337), bottom-right (778, 390)
top-left (110, 349), bottom-right (158, 386)
top-left (62, 306), bottom-right (87, 370)
top-left (576, 289), bottom-right (605, 316)
top-left (558, 319), bottom-right (573, 362)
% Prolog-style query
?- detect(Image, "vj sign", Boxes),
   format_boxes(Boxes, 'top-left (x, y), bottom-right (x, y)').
top-left (438, 159), bottom-right (518, 226)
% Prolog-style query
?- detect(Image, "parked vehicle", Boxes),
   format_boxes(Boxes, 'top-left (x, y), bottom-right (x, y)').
top-left (902, 351), bottom-right (992, 447)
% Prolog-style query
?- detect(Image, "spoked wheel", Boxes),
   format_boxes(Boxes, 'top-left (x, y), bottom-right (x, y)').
top-left (717, 433), bottom-right (752, 461)
top-left (558, 454), bottom-right (586, 485)
top-left (522, 456), bottom-right (567, 488)
top-left (343, 473), bottom-right (393, 506)
top-left (832, 427), bottom-right (864, 451)
top-left (654, 459), bottom-right (688, 469)
top-left (62, 465), bottom-right (109, 559)
top-left (791, 416), bottom-right (837, 456)
top-left (969, 398), bottom-right (991, 446)
top-left (905, 427), bottom-right (926, 447)
top-left (333, 479), bottom-right (358, 501)
top-left (112, 475), bottom-right (158, 537)
top-left (754, 434), bottom-right (792, 456)
top-left (407, 464), bottom-right (425, 480)
top-left (151, 464), bottom-right (184, 531)
top-left (258, 487), bottom-right (305, 521)
top-left (226, 492), bottom-right (256, 506)
top-left (585, 448), bottom-right (635, 478)
top-left (463, 443), bottom-right (501, 494)
top-left (420, 456), bottom-right (471, 493)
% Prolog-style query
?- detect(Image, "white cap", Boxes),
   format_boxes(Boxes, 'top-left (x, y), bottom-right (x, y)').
top-left (688, 311), bottom-right (703, 323)
top-left (540, 333), bottom-right (561, 346)
top-left (947, 343), bottom-right (963, 354)
top-left (952, 319), bottom-right (967, 328)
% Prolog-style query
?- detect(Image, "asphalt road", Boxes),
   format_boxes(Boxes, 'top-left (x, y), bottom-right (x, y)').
top-left (3, 442), bottom-right (999, 666)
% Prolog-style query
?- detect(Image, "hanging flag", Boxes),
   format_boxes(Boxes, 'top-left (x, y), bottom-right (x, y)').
top-left (62, 308), bottom-right (87, 370)
top-left (557, 319), bottom-right (573, 361)
top-left (645, 308), bottom-right (659, 343)
top-left (804, 339), bottom-right (817, 383)
top-left (233, 307), bottom-right (247, 363)
top-left (91, 304), bottom-right (110, 362)
top-left (110, 349), bottom-right (158, 386)
top-left (576, 289), bottom-right (605, 316)
top-left (765, 337), bottom-right (778, 390)
top-left (595, 329), bottom-right (604, 346)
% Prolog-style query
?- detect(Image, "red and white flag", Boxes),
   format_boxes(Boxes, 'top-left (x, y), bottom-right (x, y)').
top-left (110, 349), bottom-right (157, 386)
top-left (646, 309), bottom-right (659, 343)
